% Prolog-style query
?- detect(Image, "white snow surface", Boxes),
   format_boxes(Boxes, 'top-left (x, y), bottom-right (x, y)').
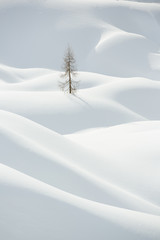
top-left (0, 1), bottom-right (160, 240)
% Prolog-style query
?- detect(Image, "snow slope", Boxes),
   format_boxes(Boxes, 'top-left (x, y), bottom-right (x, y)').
top-left (0, 67), bottom-right (160, 240)
top-left (0, 0), bottom-right (160, 240)
top-left (1, 110), bottom-right (160, 240)
top-left (0, 65), bottom-right (160, 133)
top-left (0, 0), bottom-right (160, 78)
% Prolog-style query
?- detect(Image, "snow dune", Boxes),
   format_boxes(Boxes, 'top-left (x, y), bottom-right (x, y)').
top-left (0, 0), bottom-right (160, 78)
top-left (0, 73), bottom-right (160, 239)
top-left (1, 65), bottom-right (160, 133)
top-left (1, 163), bottom-right (160, 240)
top-left (0, 0), bottom-right (160, 239)
top-left (0, 110), bottom-right (159, 212)
top-left (0, 110), bottom-right (160, 240)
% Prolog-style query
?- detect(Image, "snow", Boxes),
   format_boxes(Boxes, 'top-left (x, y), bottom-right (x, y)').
top-left (0, 0), bottom-right (160, 78)
top-left (0, 0), bottom-right (160, 239)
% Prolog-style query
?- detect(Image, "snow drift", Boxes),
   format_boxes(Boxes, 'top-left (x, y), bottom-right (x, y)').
top-left (0, 0), bottom-right (160, 240)
top-left (0, 0), bottom-right (160, 78)
top-left (1, 110), bottom-right (160, 240)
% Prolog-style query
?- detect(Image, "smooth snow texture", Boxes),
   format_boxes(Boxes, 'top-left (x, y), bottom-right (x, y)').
top-left (1, 163), bottom-right (160, 240)
top-left (1, 65), bottom-right (160, 133)
top-left (0, 0), bottom-right (160, 78)
top-left (0, 0), bottom-right (160, 240)
top-left (0, 67), bottom-right (160, 240)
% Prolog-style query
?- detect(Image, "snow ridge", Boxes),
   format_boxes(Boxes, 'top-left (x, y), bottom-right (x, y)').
top-left (0, 0), bottom-right (160, 239)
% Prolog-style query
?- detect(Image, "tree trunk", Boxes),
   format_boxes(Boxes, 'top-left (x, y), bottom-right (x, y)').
top-left (69, 68), bottom-right (72, 94)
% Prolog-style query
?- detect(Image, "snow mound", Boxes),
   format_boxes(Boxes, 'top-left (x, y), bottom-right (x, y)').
top-left (0, 110), bottom-right (160, 240)
top-left (0, 0), bottom-right (160, 239)
top-left (1, 65), bottom-right (160, 133)
top-left (66, 121), bottom-right (160, 205)
top-left (0, 1), bottom-right (160, 78)
top-left (1, 163), bottom-right (160, 240)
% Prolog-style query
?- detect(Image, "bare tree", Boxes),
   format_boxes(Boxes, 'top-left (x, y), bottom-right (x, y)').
top-left (59, 46), bottom-right (79, 94)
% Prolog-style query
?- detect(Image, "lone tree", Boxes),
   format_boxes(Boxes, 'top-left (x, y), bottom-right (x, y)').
top-left (59, 46), bottom-right (79, 94)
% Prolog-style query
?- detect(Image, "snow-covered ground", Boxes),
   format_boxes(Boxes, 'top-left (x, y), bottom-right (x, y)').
top-left (0, 0), bottom-right (160, 240)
